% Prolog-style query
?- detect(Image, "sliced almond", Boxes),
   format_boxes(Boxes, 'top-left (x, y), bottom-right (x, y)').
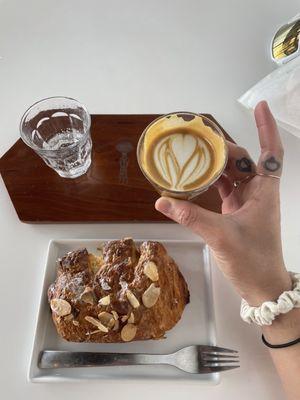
top-left (90, 330), bottom-right (102, 335)
top-left (142, 284), bottom-right (161, 308)
top-left (98, 311), bottom-right (115, 329)
top-left (128, 312), bottom-right (134, 324)
top-left (86, 329), bottom-right (103, 336)
top-left (113, 319), bottom-right (120, 331)
top-left (72, 320), bottom-right (79, 326)
top-left (88, 253), bottom-right (104, 274)
top-left (126, 290), bottom-right (140, 308)
top-left (98, 295), bottom-right (110, 306)
top-left (50, 298), bottom-right (72, 317)
top-left (111, 310), bottom-right (119, 320)
top-left (121, 315), bottom-right (128, 323)
top-left (64, 314), bottom-right (74, 322)
top-left (80, 287), bottom-right (96, 305)
top-left (144, 261), bottom-right (159, 282)
top-left (121, 324), bottom-right (137, 342)
top-left (84, 316), bottom-right (109, 333)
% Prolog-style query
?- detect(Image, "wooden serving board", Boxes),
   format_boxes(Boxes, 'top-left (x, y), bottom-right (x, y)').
top-left (0, 114), bottom-right (233, 223)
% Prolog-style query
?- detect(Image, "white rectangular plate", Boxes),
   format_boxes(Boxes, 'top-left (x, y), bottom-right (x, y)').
top-left (29, 239), bottom-right (218, 384)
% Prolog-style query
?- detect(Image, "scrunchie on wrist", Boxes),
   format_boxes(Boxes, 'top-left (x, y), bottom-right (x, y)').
top-left (240, 272), bottom-right (300, 326)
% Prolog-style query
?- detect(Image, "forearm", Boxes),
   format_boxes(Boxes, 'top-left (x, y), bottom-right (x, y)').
top-left (262, 308), bottom-right (300, 400)
top-left (243, 269), bottom-right (300, 399)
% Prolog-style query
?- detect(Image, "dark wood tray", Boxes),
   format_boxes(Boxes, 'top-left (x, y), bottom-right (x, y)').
top-left (0, 114), bottom-right (233, 223)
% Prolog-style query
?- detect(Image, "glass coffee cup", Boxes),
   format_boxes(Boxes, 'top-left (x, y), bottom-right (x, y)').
top-left (137, 112), bottom-right (228, 199)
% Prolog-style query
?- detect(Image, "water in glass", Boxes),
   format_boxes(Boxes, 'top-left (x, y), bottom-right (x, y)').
top-left (20, 97), bottom-right (92, 178)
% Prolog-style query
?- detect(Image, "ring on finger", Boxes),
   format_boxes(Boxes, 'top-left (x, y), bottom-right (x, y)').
top-left (233, 175), bottom-right (253, 188)
top-left (256, 172), bottom-right (280, 179)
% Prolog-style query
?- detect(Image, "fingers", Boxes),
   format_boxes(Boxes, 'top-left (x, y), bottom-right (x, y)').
top-left (214, 141), bottom-right (256, 201)
top-left (225, 141), bottom-right (257, 181)
top-left (155, 197), bottom-right (221, 240)
top-left (254, 101), bottom-right (284, 177)
top-left (255, 101), bottom-right (283, 152)
top-left (214, 174), bottom-right (233, 200)
top-left (213, 174), bottom-right (244, 213)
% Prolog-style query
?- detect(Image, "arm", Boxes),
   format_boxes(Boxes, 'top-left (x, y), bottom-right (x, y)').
top-left (155, 101), bottom-right (300, 399)
top-left (249, 272), bottom-right (300, 399)
top-left (263, 309), bottom-right (300, 400)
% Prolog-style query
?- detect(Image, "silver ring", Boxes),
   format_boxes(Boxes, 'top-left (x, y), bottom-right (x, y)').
top-left (256, 173), bottom-right (280, 179)
top-left (233, 173), bottom-right (280, 189)
top-left (233, 175), bottom-right (253, 189)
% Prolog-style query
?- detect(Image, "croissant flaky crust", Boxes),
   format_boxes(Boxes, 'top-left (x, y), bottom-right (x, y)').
top-left (48, 238), bottom-right (189, 343)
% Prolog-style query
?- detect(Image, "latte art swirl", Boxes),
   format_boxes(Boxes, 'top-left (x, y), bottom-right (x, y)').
top-left (153, 133), bottom-right (213, 191)
top-left (138, 113), bottom-right (227, 197)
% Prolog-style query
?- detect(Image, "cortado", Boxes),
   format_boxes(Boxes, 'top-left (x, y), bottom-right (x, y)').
top-left (137, 112), bottom-right (227, 199)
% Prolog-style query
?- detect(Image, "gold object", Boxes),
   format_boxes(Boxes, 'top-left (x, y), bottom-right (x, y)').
top-left (272, 19), bottom-right (300, 63)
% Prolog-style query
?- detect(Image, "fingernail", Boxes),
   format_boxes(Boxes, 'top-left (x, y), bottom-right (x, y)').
top-left (155, 197), bottom-right (172, 215)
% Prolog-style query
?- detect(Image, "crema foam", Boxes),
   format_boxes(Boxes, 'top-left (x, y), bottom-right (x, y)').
top-left (138, 113), bottom-right (227, 196)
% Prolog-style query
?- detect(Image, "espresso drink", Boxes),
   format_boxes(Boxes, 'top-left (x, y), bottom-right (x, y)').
top-left (138, 113), bottom-right (227, 196)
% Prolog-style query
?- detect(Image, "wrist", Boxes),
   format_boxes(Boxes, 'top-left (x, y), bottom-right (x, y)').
top-left (242, 270), bottom-right (292, 306)
top-left (240, 270), bottom-right (300, 336)
top-left (262, 308), bottom-right (300, 344)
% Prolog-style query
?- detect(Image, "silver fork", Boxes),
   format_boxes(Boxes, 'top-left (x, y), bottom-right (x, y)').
top-left (39, 345), bottom-right (239, 373)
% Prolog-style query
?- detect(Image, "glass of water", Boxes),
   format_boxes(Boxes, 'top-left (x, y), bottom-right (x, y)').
top-left (20, 96), bottom-right (92, 178)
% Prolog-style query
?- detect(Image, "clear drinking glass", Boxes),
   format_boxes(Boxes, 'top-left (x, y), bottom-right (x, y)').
top-left (20, 97), bottom-right (92, 178)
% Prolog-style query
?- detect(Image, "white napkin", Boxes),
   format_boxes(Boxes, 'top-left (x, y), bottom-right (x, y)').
top-left (238, 57), bottom-right (300, 139)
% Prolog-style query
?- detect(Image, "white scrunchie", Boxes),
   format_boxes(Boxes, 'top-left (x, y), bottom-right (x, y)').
top-left (240, 272), bottom-right (300, 326)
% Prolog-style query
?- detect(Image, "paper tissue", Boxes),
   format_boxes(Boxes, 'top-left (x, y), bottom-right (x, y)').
top-left (239, 57), bottom-right (300, 139)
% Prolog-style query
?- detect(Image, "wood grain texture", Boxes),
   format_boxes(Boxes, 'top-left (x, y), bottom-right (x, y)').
top-left (0, 114), bottom-right (234, 223)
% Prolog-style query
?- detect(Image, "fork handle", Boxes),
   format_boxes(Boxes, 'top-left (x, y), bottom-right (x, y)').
top-left (39, 351), bottom-right (170, 369)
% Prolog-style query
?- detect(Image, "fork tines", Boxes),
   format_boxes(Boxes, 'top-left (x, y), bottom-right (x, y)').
top-left (202, 349), bottom-right (240, 372)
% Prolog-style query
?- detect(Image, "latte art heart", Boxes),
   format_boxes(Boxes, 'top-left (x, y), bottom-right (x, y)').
top-left (154, 133), bottom-right (212, 190)
top-left (138, 113), bottom-right (227, 195)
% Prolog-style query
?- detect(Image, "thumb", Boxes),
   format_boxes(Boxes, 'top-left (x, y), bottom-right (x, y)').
top-left (155, 197), bottom-right (221, 241)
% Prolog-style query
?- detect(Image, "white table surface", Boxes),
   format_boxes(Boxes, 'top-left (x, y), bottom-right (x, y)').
top-left (1, 0), bottom-right (300, 398)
